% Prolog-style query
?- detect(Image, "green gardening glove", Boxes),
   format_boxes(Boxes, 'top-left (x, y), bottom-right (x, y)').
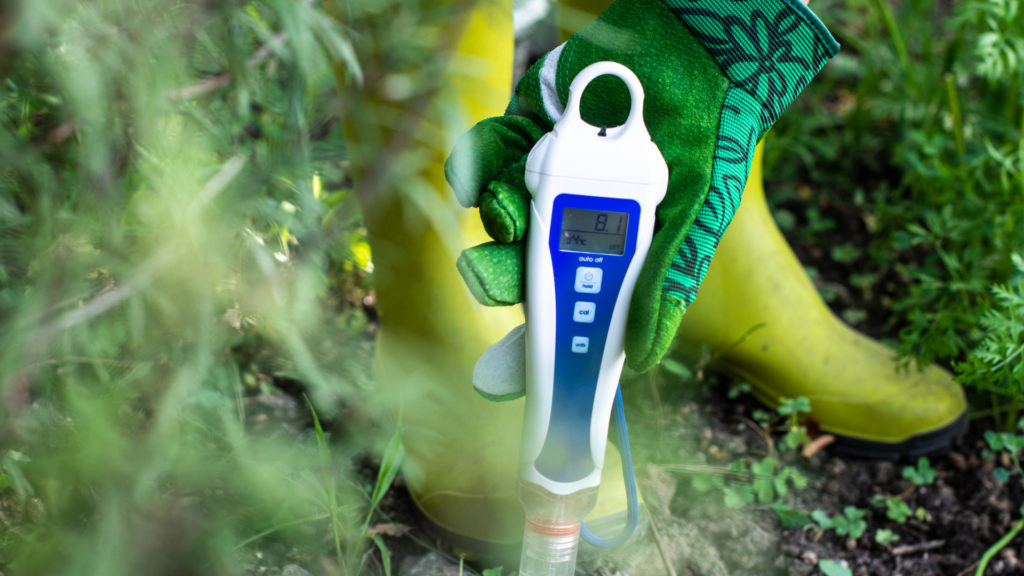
top-left (447, 0), bottom-right (839, 391)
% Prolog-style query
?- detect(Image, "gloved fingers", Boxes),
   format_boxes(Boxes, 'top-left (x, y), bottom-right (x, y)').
top-left (473, 323), bottom-right (527, 402)
top-left (479, 160), bottom-right (531, 244)
top-left (445, 116), bottom-right (548, 208)
top-left (456, 240), bottom-right (526, 306)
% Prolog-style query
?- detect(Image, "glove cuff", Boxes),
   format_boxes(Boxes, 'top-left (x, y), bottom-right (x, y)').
top-left (659, 0), bottom-right (840, 137)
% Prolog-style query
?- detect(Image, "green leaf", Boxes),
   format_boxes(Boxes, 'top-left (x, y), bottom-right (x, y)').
top-left (305, 395), bottom-right (330, 467)
top-left (0, 473), bottom-right (11, 492)
top-left (727, 382), bottom-right (751, 399)
top-left (753, 477), bottom-right (774, 504)
top-left (783, 430), bottom-right (802, 449)
top-left (875, 529), bottom-right (900, 546)
top-left (692, 471), bottom-right (713, 492)
top-left (776, 396), bottom-right (811, 415)
top-left (818, 559), bottom-right (853, 576)
top-left (914, 507), bottom-right (932, 522)
top-left (752, 409), bottom-right (772, 425)
top-left (1005, 434), bottom-right (1024, 452)
top-left (848, 519), bottom-right (867, 539)
top-left (870, 494), bottom-right (887, 509)
top-left (723, 484), bottom-right (754, 509)
top-left (482, 568), bottom-right (503, 576)
top-left (750, 456), bottom-right (776, 476)
top-left (811, 509), bottom-right (833, 530)
top-left (771, 503), bottom-right (812, 530)
top-left (986, 430), bottom-right (1005, 451)
top-left (832, 515), bottom-right (850, 536)
top-left (995, 467), bottom-right (1012, 482)
top-left (843, 506), bottom-right (867, 522)
top-left (902, 457), bottom-right (937, 485)
top-left (886, 498), bottom-right (913, 523)
top-left (728, 460), bottom-right (748, 475)
top-left (365, 533), bottom-right (392, 576)
top-left (659, 358), bottom-right (692, 379)
top-left (790, 469), bottom-right (808, 489)
top-left (369, 415), bottom-right (406, 515)
top-left (773, 474), bottom-right (789, 498)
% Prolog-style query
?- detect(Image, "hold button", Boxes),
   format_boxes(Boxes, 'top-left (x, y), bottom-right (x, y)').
top-left (575, 267), bottom-right (603, 294)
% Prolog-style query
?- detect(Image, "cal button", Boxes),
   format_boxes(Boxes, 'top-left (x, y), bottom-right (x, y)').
top-left (573, 302), bottom-right (596, 323)
top-left (575, 267), bottom-right (603, 294)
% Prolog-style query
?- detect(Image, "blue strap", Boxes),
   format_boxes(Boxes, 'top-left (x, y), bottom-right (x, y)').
top-left (581, 384), bottom-right (638, 548)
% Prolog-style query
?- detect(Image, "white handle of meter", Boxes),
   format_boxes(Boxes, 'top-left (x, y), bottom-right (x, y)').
top-left (519, 62), bottom-right (668, 496)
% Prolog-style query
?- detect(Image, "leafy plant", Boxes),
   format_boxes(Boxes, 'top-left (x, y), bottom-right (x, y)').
top-left (984, 427), bottom-right (1024, 483)
top-left (812, 507), bottom-right (868, 539)
top-left (777, 396), bottom-right (813, 451)
top-left (902, 457), bottom-right (938, 485)
top-left (885, 497), bottom-right (914, 523)
top-left (875, 529), bottom-right (900, 545)
top-left (818, 559), bottom-right (853, 576)
top-left (770, 502), bottom-right (813, 529)
top-left (692, 456), bottom-right (807, 509)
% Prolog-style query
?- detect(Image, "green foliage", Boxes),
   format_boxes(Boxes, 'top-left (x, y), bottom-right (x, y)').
top-left (813, 507), bottom-right (868, 539)
top-left (984, 427), bottom-right (1024, 486)
top-left (955, 255), bottom-right (1024, 417)
top-left (766, 0), bottom-right (1024, 386)
top-left (875, 529), bottom-right (900, 545)
top-left (778, 396), bottom-right (812, 416)
top-left (770, 502), bottom-right (813, 529)
top-left (885, 497), bottom-right (914, 523)
top-left (902, 457), bottom-right (937, 485)
top-left (818, 559), bottom-right (853, 576)
top-left (693, 456), bottom-right (807, 509)
top-left (0, 0), bottom-right (472, 573)
top-left (727, 381), bottom-right (751, 399)
top-left (777, 396), bottom-right (813, 452)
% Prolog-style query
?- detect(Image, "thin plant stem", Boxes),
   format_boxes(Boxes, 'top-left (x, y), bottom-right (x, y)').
top-left (993, 392), bottom-right (1004, 431)
top-left (1007, 395), bottom-right (1021, 432)
top-left (976, 517), bottom-right (1024, 576)
top-left (1019, 98), bottom-right (1024, 194)
top-left (871, 0), bottom-right (912, 78)
top-left (946, 74), bottom-right (966, 155)
top-left (232, 513), bottom-right (331, 550)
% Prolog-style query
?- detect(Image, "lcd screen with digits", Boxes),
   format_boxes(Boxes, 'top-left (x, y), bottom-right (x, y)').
top-left (559, 208), bottom-right (629, 255)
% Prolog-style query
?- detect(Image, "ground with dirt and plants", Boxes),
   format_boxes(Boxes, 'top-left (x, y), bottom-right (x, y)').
top-left (1, 0), bottom-right (1024, 575)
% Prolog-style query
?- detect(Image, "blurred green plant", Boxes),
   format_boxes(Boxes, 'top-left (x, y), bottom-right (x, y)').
top-left (0, 0), bottom-right (439, 573)
top-left (956, 255), bottom-right (1024, 429)
top-left (874, 528), bottom-right (899, 545)
top-left (818, 558), bottom-right (853, 576)
top-left (812, 506), bottom-right (868, 539)
top-left (765, 0), bottom-right (1024, 386)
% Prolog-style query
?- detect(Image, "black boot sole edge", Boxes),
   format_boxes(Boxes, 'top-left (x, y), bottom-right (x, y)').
top-left (828, 411), bottom-right (969, 460)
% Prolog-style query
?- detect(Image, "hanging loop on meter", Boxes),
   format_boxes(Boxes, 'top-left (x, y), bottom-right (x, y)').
top-left (555, 61), bottom-right (651, 145)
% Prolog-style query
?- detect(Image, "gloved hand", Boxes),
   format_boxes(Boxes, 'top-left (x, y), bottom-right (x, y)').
top-left (446, 0), bottom-right (839, 398)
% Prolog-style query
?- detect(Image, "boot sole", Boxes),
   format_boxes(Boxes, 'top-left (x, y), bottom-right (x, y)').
top-left (828, 411), bottom-right (968, 460)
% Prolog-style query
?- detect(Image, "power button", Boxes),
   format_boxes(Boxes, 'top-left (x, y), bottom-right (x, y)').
top-left (575, 267), bottom-right (603, 294)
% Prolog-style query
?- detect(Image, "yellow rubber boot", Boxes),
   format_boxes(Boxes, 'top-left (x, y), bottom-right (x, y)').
top-left (559, 0), bottom-right (965, 458)
top-left (677, 143), bottom-right (967, 457)
top-left (329, 0), bottom-right (636, 562)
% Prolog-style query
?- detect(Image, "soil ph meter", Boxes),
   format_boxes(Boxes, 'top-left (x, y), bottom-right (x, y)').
top-left (517, 61), bottom-right (668, 574)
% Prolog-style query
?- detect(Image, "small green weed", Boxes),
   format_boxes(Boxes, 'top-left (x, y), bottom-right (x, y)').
top-left (875, 529), bottom-right (900, 546)
top-left (902, 457), bottom-right (937, 485)
top-left (812, 507), bottom-right (868, 539)
top-left (818, 559), bottom-right (853, 576)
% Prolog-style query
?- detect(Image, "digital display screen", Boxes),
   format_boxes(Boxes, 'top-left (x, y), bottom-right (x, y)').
top-left (559, 208), bottom-right (629, 255)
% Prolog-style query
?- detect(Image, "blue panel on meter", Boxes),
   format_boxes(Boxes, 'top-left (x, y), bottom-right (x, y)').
top-left (533, 194), bottom-right (641, 483)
